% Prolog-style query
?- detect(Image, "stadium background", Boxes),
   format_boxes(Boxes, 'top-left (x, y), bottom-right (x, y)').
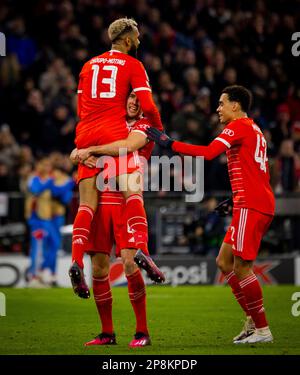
top-left (0, 0), bottom-right (300, 356)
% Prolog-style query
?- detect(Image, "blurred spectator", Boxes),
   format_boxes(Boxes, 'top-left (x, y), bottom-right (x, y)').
top-left (182, 197), bottom-right (225, 255)
top-left (25, 156), bottom-right (74, 286)
top-left (274, 139), bottom-right (300, 193)
top-left (202, 197), bottom-right (226, 257)
top-left (0, 124), bottom-right (20, 169)
top-left (25, 157), bottom-right (53, 287)
top-left (6, 16), bottom-right (37, 68)
top-left (0, 0), bottom-right (299, 221)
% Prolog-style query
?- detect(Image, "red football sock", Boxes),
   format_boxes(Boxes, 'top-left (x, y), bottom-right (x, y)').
top-left (72, 204), bottom-right (94, 268)
top-left (127, 269), bottom-right (148, 335)
top-left (239, 273), bottom-right (268, 329)
top-left (93, 275), bottom-right (113, 335)
top-left (125, 194), bottom-right (149, 254)
top-left (225, 271), bottom-right (249, 316)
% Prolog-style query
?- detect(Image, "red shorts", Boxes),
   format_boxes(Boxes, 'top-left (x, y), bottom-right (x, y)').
top-left (87, 193), bottom-right (148, 257)
top-left (75, 126), bottom-right (128, 149)
top-left (223, 208), bottom-right (273, 261)
top-left (77, 152), bottom-right (141, 183)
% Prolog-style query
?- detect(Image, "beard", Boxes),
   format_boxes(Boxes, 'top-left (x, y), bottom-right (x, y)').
top-left (128, 43), bottom-right (138, 58)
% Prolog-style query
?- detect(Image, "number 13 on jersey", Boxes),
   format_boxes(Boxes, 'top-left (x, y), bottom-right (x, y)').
top-left (91, 64), bottom-right (118, 99)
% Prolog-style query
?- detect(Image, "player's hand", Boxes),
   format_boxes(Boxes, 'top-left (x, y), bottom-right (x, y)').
top-left (83, 156), bottom-right (98, 168)
top-left (146, 127), bottom-right (174, 148)
top-left (214, 197), bottom-right (233, 217)
top-left (70, 148), bottom-right (79, 165)
top-left (77, 148), bottom-right (92, 162)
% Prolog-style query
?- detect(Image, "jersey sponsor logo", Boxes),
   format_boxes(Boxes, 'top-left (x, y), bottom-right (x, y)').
top-left (222, 128), bottom-right (235, 136)
top-left (134, 123), bottom-right (149, 131)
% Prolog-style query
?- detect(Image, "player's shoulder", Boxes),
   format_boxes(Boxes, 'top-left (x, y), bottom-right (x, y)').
top-left (79, 58), bottom-right (93, 75)
top-left (125, 54), bottom-right (144, 68)
top-left (131, 117), bottom-right (151, 130)
top-left (81, 51), bottom-right (109, 70)
top-left (226, 117), bottom-right (255, 133)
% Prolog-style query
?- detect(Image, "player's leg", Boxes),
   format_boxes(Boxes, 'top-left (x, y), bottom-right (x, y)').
top-left (71, 176), bottom-right (98, 268)
top-left (117, 172), bottom-right (165, 283)
top-left (69, 176), bottom-right (98, 298)
top-left (216, 241), bottom-right (251, 320)
top-left (118, 172), bottom-right (148, 253)
top-left (28, 225), bottom-right (45, 286)
top-left (232, 209), bottom-right (273, 344)
top-left (85, 253), bottom-right (116, 346)
top-left (233, 255), bottom-right (272, 343)
top-left (46, 217), bottom-right (62, 286)
top-left (121, 248), bottom-right (150, 347)
top-left (218, 211), bottom-right (256, 339)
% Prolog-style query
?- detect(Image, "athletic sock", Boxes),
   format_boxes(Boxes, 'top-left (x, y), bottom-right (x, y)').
top-left (127, 269), bottom-right (148, 335)
top-left (125, 194), bottom-right (148, 254)
top-left (225, 270), bottom-right (249, 316)
top-left (93, 275), bottom-right (113, 335)
top-left (72, 204), bottom-right (94, 268)
top-left (239, 273), bottom-right (268, 329)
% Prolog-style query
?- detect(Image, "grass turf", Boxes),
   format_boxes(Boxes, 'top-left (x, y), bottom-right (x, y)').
top-left (0, 285), bottom-right (299, 355)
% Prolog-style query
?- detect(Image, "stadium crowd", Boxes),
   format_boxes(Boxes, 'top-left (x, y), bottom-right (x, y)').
top-left (0, 0), bottom-right (300, 254)
top-left (1, 0), bottom-right (300, 193)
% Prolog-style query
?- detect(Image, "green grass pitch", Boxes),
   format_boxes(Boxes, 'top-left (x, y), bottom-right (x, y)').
top-left (1, 285), bottom-right (300, 355)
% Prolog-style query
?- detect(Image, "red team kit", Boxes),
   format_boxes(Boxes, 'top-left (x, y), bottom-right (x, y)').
top-left (75, 50), bottom-right (161, 182)
top-left (172, 117), bottom-right (275, 261)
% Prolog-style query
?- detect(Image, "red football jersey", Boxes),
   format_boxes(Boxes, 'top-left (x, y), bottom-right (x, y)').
top-left (128, 117), bottom-right (154, 161)
top-left (100, 117), bottom-right (153, 203)
top-left (172, 117), bottom-right (275, 215)
top-left (76, 50), bottom-right (151, 142)
top-left (215, 118), bottom-right (275, 215)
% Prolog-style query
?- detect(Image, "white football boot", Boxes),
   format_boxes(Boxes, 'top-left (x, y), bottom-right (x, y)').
top-left (233, 316), bottom-right (255, 342)
top-left (234, 327), bottom-right (273, 344)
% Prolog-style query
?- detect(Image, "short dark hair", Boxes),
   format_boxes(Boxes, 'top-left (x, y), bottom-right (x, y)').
top-left (222, 85), bottom-right (252, 112)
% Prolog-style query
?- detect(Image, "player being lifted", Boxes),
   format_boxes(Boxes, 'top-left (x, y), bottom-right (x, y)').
top-left (147, 85), bottom-right (275, 344)
top-left (71, 92), bottom-right (155, 347)
top-left (70, 18), bottom-right (164, 298)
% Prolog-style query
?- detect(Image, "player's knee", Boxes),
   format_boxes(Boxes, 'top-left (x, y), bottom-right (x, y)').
top-left (216, 256), bottom-right (231, 274)
top-left (92, 263), bottom-right (109, 278)
top-left (122, 257), bottom-right (137, 275)
top-left (233, 262), bottom-right (251, 280)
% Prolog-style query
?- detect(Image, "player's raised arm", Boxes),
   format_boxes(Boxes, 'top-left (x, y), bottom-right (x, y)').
top-left (135, 90), bottom-right (162, 131)
top-left (130, 60), bottom-right (163, 131)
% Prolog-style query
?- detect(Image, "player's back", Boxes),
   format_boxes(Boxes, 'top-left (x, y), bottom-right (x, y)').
top-left (77, 50), bottom-right (144, 143)
top-left (219, 118), bottom-right (275, 215)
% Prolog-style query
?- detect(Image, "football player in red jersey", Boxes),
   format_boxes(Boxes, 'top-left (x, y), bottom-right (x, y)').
top-left (147, 85), bottom-right (275, 344)
top-left (70, 18), bottom-right (163, 298)
top-left (71, 93), bottom-right (159, 347)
